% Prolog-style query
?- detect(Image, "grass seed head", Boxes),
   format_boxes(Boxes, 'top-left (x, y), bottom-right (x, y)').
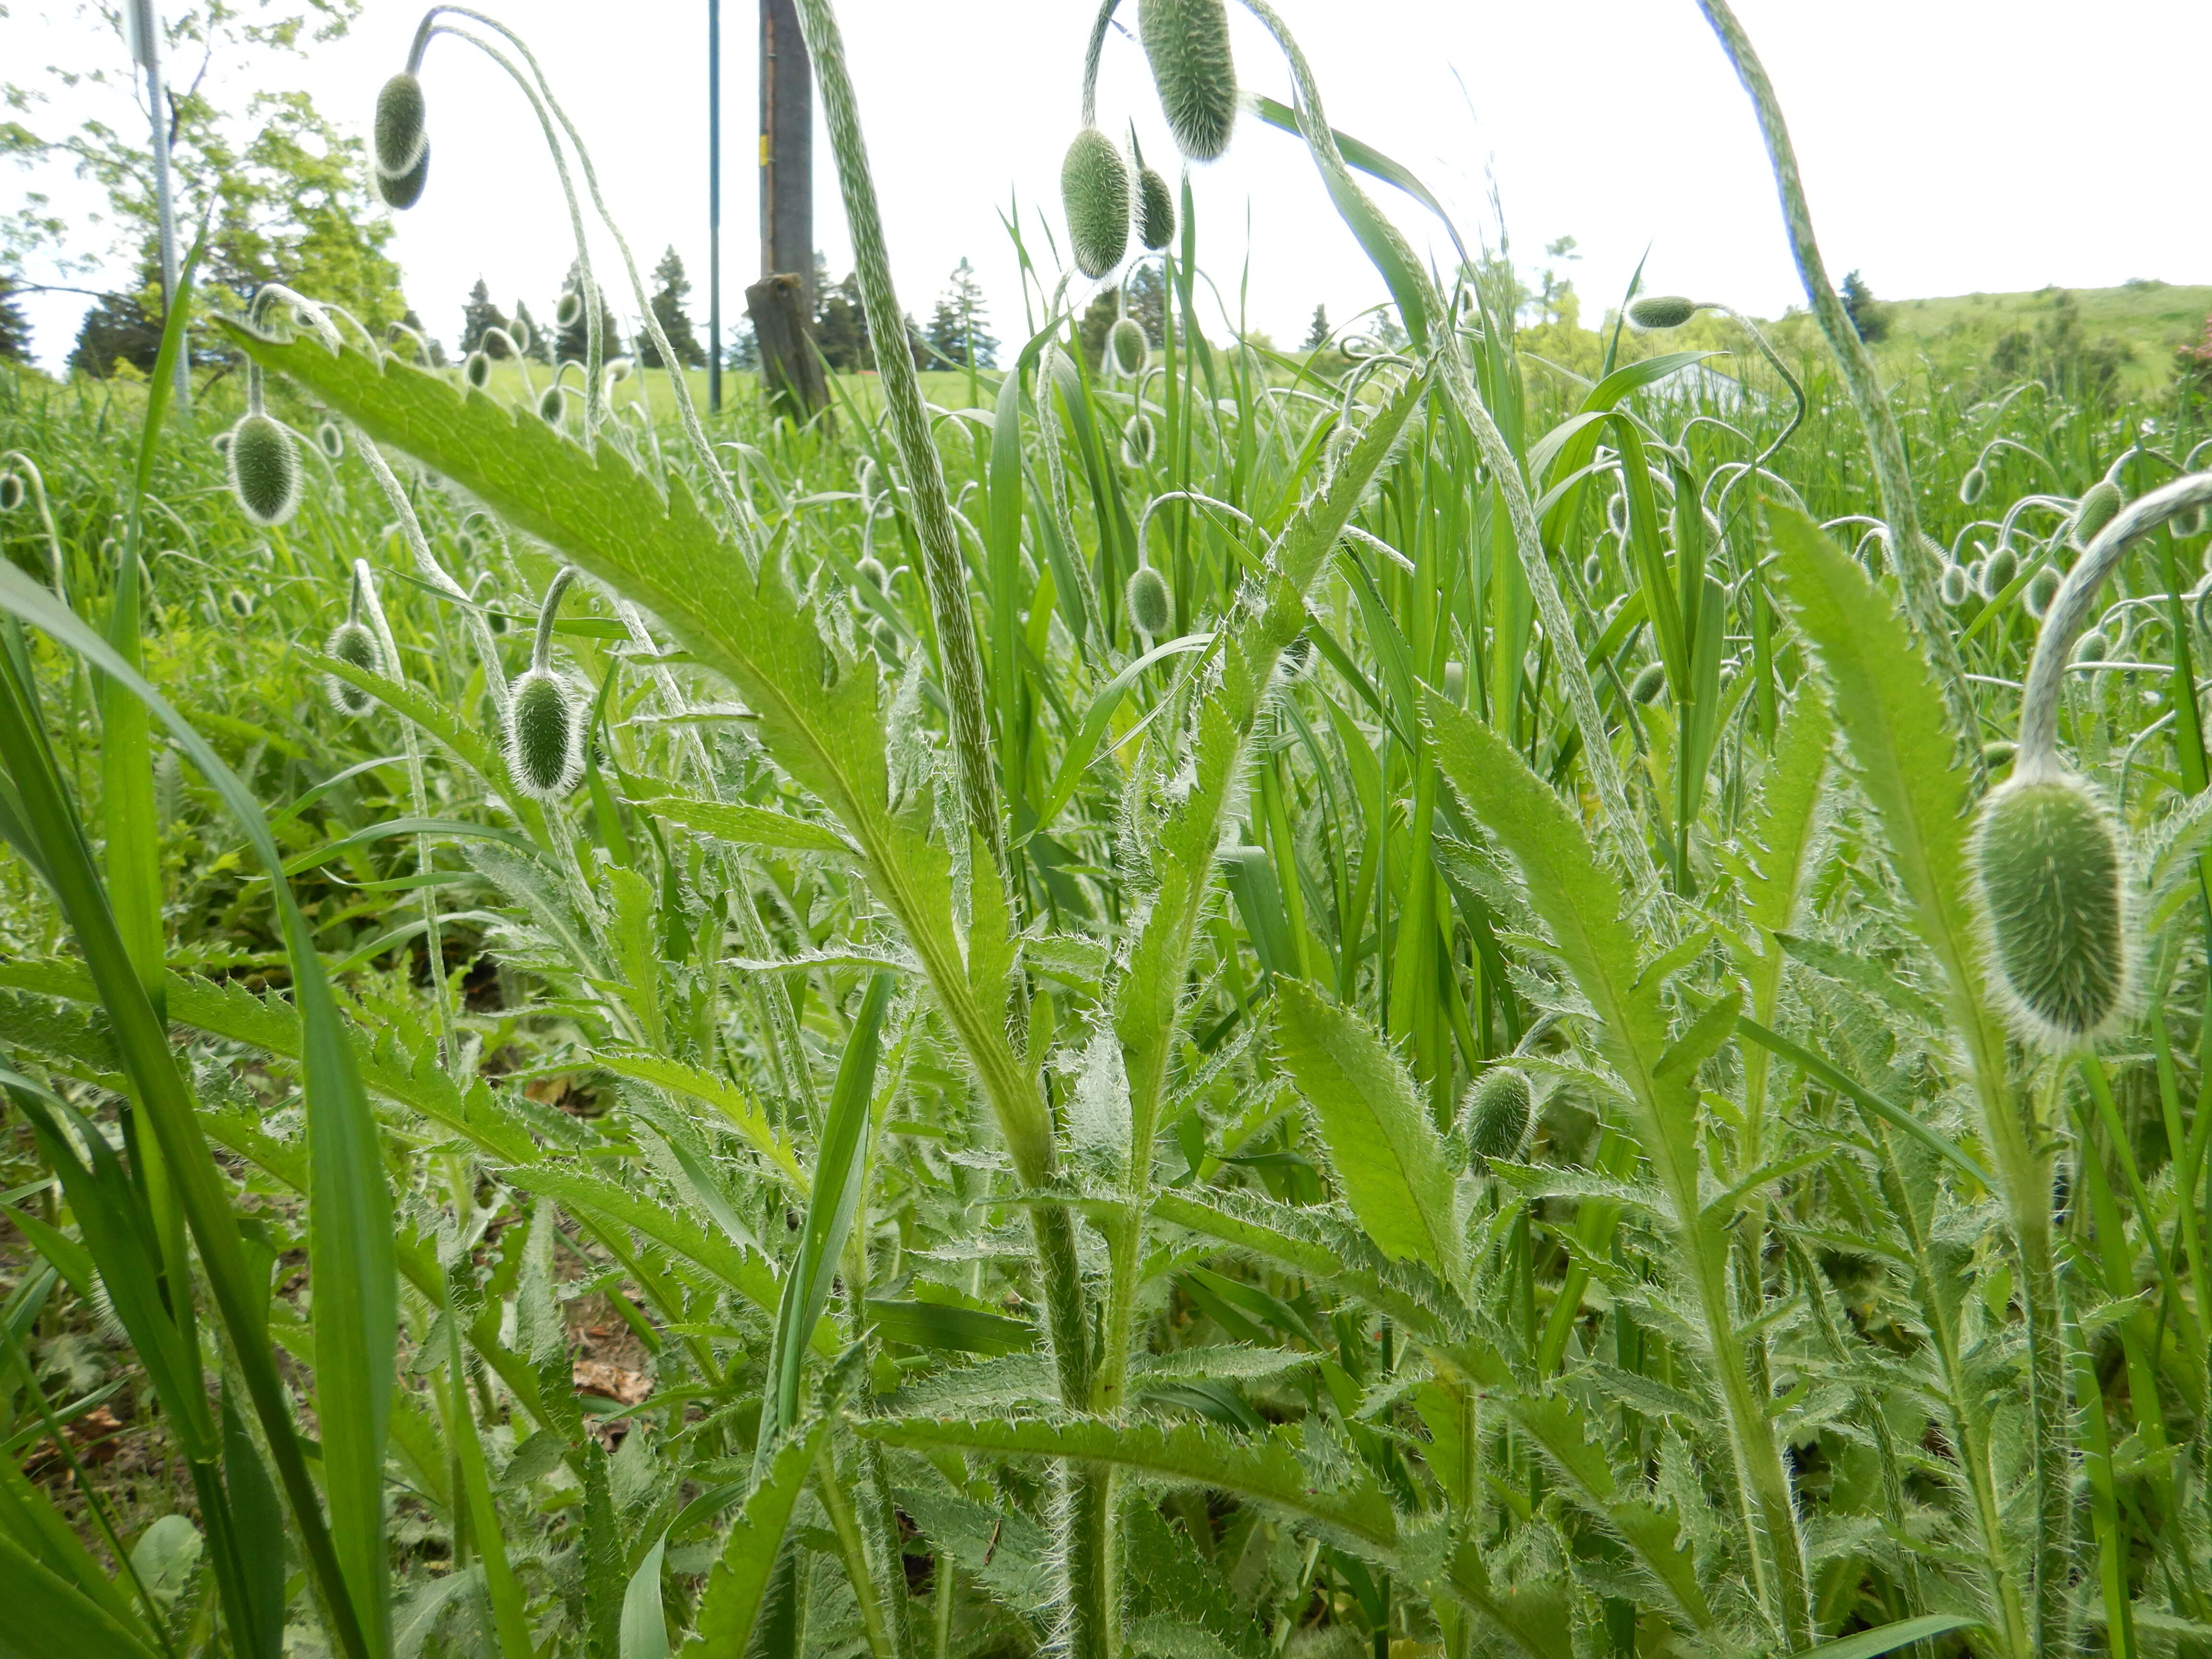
top-left (1138, 166), bottom-right (1177, 250)
top-left (228, 414), bottom-right (302, 527)
top-left (1629, 661), bottom-right (1666, 704)
top-left (325, 620), bottom-right (385, 717)
top-left (2071, 479), bottom-right (2122, 550)
top-left (1110, 317), bottom-right (1149, 375)
top-left (1126, 565), bottom-right (1173, 637)
top-left (374, 72), bottom-right (428, 179)
top-left (506, 668), bottom-right (584, 799)
top-left (375, 144), bottom-right (430, 211)
top-left (1062, 128), bottom-right (1131, 279)
top-left (1139, 0), bottom-right (1238, 162)
top-left (1459, 1066), bottom-right (1534, 1167)
top-left (1973, 772), bottom-right (2129, 1046)
top-left (1626, 295), bottom-right (1700, 331)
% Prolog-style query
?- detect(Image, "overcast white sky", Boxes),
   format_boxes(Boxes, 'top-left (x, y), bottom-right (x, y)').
top-left (7, 0), bottom-right (2209, 373)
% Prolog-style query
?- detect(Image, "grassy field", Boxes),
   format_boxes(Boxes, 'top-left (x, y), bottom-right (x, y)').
top-left (0, 6), bottom-right (2209, 1659)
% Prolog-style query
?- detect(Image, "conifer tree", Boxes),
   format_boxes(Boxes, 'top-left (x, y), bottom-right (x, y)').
top-left (639, 246), bottom-right (706, 369)
top-left (924, 258), bottom-right (997, 369)
top-left (459, 277), bottom-right (511, 357)
top-left (1303, 303), bottom-right (1330, 350)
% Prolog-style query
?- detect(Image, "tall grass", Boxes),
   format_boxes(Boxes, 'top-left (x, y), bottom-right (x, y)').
top-left (0, 4), bottom-right (2208, 1659)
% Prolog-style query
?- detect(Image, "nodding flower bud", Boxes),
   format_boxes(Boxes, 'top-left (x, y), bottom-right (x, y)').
top-left (555, 289), bottom-right (583, 331)
top-left (325, 620), bottom-right (385, 717)
top-left (225, 588), bottom-right (254, 619)
top-left (1981, 739), bottom-right (2017, 769)
top-left (1982, 545), bottom-right (2020, 596)
top-left (316, 421), bottom-right (345, 461)
top-left (872, 619), bottom-right (900, 657)
top-left (1458, 1065), bottom-right (1534, 1167)
top-left (1960, 465), bottom-right (1988, 506)
top-left (1110, 317), bottom-right (1149, 375)
top-left (375, 144), bottom-right (430, 211)
top-left (855, 555), bottom-right (889, 591)
top-left (1582, 553), bottom-right (1603, 586)
top-left (1626, 295), bottom-right (1700, 331)
top-left (1939, 564), bottom-right (1972, 607)
top-left (373, 73), bottom-right (428, 179)
top-left (1138, 167), bottom-right (1177, 251)
top-left (1973, 772), bottom-right (2129, 1046)
top-left (505, 668), bottom-right (585, 800)
top-left (1126, 564), bottom-right (1173, 637)
top-left (464, 351), bottom-right (492, 391)
top-left (2024, 565), bottom-right (2061, 619)
top-left (228, 414), bottom-right (302, 527)
top-left (2071, 479), bottom-right (2122, 550)
top-left (1629, 661), bottom-right (1666, 704)
top-left (509, 317), bottom-right (532, 355)
top-left (0, 473), bottom-right (21, 512)
top-left (538, 385), bottom-right (565, 425)
top-left (1121, 412), bottom-right (1156, 467)
top-left (2174, 505), bottom-right (2208, 540)
top-left (210, 431), bottom-right (233, 457)
top-left (1061, 128), bottom-right (1131, 279)
top-left (2072, 629), bottom-right (2110, 665)
top-left (1139, 0), bottom-right (1238, 162)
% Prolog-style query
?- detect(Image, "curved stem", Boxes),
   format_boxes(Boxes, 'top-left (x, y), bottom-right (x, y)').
top-left (531, 564), bottom-right (578, 673)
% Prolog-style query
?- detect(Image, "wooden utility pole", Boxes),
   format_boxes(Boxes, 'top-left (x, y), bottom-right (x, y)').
top-left (745, 0), bottom-right (826, 421)
top-left (708, 0), bottom-right (722, 413)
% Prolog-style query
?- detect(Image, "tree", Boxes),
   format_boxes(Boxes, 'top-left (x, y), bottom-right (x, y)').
top-left (729, 325), bottom-right (759, 373)
top-left (511, 298), bottom-right (551, 363)
top-left (815, 268), bottom-right (872, 373)
top-left (1126, 263), bottom-right (1166, 347)
top-left (1303, 304), bottom-right (1331, 351)
top-left (459, 279), bottom-right (511, 358)
top-left (1840, 270), bottom-right (1888, 343)
top-left (69, 289), bottom-right (161, 378)
top-left (639, 246), bottom-right (706, 369)
top-left (0, 282), bottom-right (31, 363)
top-left (553, 262), bottom-right (621, 365)
top-left (925, 258), bottom-right (997, 369)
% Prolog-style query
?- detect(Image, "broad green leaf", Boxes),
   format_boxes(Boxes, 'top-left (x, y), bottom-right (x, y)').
top-left (618, 1537), bottom-right (670, 1659)
top-left (1791, 1615), bottom-right (1986, 1659)
top-left (867, 1297), bottom-right (1036, 1356)
top-left (1272, 980), bottom-right (1459, 1277)
top-left (629, 792), bottom-right (856, 857)
top-left (857, 1415), bottom-right (1398, 1556)
top-left (686, 1423), bottom-right (827, 1656)
top-left (0, 1533), bottom-right (159, 1659)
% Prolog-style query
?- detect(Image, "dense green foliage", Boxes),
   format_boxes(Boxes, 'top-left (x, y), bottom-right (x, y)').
top-left (1, 5), bottom-right (2211, 1659)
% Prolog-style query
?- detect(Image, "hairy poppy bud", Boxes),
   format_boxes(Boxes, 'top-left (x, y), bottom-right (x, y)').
top-left (1139, 0), bottom-right (1238, 162)
top-left (1459, 1066), bottom-right (1533, 1166)
top-left (374, 73), bottom-right (428, 179)
top-left (2024, 565), bottom-right (2060, 619)
top-left (1960, 466), bottom-right (1987, 506)
top-left (1062, 128), bottom-right (1131, 279)
top-left (1138, 166), bottom-right (1177, 250)
top-left (856, 555), bottom-right (888, 591)
top-left (375, 144), bottom-right (430, 211)
top-left (228, 414), bottom-right (302, 527)
top-left (316, 421), bottom-right (345, 460)
top-left (1121, 413), bottom-right (1155, 467)
top-left (325, 620), bottom-right (385, 717)
top-left (1582, 553), bottom-right (1603, 586)
top-left (2073, 629), bottom-right (2109, 665)
top-left (1629, 661), bottom-right (1666, 704)
top-left (465, 350), bottom-right (492, 390)
top-left (538, 384), bottom-right (565, 424)
top-left (505, 669), bottom-right (584, 799)
top-left (1110, 317), bottom-right (1148, 375)
top-left (1981, 739), bottom-right (2017, 769)
top-left (1940, 564), bottom-right (1972, 607)
top-left (1974, 773), bottom-right (2128, 1044)
top-left (0, 473), bottom-right (21, 512)
top-left (1626, 295), bottom-right (1700, 331)
top-left (1126, 564), bottom-right (1172, 637)
top-left (2071, 480), bottom-right (2122, 550)
top-left (1982, 545), bottom-right (2019, 596)
top-left (555, 289), bottom-right (583, 331)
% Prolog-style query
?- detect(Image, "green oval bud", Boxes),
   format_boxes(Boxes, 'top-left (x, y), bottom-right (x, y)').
top-left (325, 620), bottom-right (384, 717)
top-left (509, 317), bottom-right (532, 356)
top-left (1110, 317), bottom-right (1148, 376)
top-left (0, 473), bottom-right (21, 512)
top-left (505, 669), bottom-right (583, 799)
top-left (872, 619), bottom-right (900, 657)
top-left (1061, 128), bottom-right (1131, 279)
top-left (2073, 629), bottom-right (2109, 664)
top-left (1982, 545), bottom-right (2019, 597)
top-left (2173, 504), bottom-right (2207, 540)
top-left (373, 72), bottom-right (428, 179)
top-left (375, 143), bottom-right (429, 211)
top-left (1981, 739), bottom-right (2017, 769)
top-left (1138, 0), bottom-right (1238, 162)
top-left (1626, 295), bottom-right (1699, 331)
top-left (1959, 465), bottom-right (1987, 506)
top-left (1459, 1066), bottom-right (1533, 1166)
top-left (1126, 564), bottom-right (1173, 637)
top-left (1121, 412), bottom-right (1155, 467)
top-left (210, 431), bottom-right (232, 458)
top-left (225, 588), bottom-right (254, 619)
top-left (1138, 166), bottom-right (1177, 250)
top-left (856, 555), bottom-right (888, 590)
top-left (1973, 774), bottom-right (2128, 1044)
top-left (1629, 661), bottom-right (1666, 704)
top-left (2071, 479), bottom-right (2122, 549)
top-left (2024, 565), bottom-right (2061, 619)
top-left (538, 384), bottom-right (565, 425)
top-left (1581, 553), bottom-right (1603, 586)
top-left (1939, 564), bottom-right (1972, 607)
top-left (316, 420), bottom-right (344, 460)
top-left (465, 350), bottom-right (492, 390)
top-left (228, 414), bottom-right (302, 527)
top-left (555, 289), bottom-right (583, 331)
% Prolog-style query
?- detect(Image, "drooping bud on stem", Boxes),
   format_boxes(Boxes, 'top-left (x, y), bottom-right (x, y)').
top-left (1459, 1066), bottom-right (1534, 1167)
top-left (1973, 772), bottom-right (2128, 1046)
top-left (228, 414), bottom-right (302, 527)
top-left (1138, 167), bottom-right (1177, 250)
top-left (1110, 317), bottom-right (1149, 375)
top-left (1126, 564), bottom-right (1172, 637)
top-left (1626, 295), bottom-right (1702, 331)
top-left (1139, 0), bottom-right (1238, 161)
top-left (1062, 128), bottom-right (1131, 279)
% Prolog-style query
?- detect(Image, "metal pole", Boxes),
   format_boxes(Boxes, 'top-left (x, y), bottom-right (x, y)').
top-left (708, 0), bottom-right (722, 415)
top-left (128, 0), bottom-right (187, 408)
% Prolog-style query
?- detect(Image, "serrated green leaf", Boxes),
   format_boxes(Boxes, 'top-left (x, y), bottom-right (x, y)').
top-left (685, 1423), bottom-right (826, 1655)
